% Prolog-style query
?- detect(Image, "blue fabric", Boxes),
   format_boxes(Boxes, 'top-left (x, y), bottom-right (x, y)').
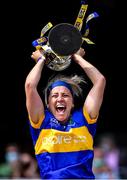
top-left (48, 80), bottom-right (73, 95)
top-left (36, 150), bottom-right (95, 179)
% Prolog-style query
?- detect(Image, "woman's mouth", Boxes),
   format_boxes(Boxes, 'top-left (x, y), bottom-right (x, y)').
top-left (56, 104), bottom-right (66, 113)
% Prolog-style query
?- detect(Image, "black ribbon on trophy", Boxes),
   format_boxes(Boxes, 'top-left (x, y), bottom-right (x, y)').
top-left (32, 1), bottom-right (99, 71)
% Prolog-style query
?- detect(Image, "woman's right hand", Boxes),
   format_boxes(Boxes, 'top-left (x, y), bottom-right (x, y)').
top-left (31, 49), bottom-right (45, 62)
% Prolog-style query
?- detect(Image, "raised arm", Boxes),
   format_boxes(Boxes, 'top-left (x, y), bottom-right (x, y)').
top-left (73, 48), bottom-right (106, 119)
top-left (25, 50), bottom-right (46, 124)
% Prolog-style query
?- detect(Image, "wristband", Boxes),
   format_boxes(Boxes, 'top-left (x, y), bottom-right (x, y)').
top-left (37, 56), bottom-right (45, 62)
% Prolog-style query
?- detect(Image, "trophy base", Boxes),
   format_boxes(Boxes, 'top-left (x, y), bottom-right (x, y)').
top-left (46, 54), bottom-right (71, 71)
top-left (42, 44), bottom-right (72, 71)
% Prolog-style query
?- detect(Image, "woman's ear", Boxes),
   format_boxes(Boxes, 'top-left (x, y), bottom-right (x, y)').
top-left (47, 104), bottom-right (49, 108)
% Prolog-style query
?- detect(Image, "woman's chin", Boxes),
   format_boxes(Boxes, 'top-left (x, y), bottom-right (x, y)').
top-left (55, 114), bottom-right (67, 123)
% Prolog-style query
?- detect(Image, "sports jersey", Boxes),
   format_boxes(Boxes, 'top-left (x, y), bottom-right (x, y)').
top-left (28, 107), bottom-right (97, 179)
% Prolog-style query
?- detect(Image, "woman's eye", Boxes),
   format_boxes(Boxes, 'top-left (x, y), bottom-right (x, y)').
top-left (63, 94), bottom-right (69, 97)
top-left (52, 94), bottom-right (57, 98)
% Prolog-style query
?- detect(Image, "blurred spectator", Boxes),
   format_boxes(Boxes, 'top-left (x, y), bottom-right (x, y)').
top-left (0, 143), bottom-right (40, 179)
top-left (20, 152), bottom-right (40, 178)
top-left (0, 143), bottom-right (21, 178)
top-left (0, 163), bottom-right (12, 178)
top-left (93, 147), bottom-right (119, 179)
top-left (98, 133), bottom-right (120, 178)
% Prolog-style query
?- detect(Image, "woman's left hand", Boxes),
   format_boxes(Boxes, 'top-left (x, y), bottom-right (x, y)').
top-left (75, 48), bottom-right (85, 57)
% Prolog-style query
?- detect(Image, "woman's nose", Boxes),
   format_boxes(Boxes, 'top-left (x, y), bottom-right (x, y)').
top-left (57, 95), bottom-right (63, 101)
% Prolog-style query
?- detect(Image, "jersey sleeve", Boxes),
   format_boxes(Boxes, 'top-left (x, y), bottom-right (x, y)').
top-left (83, 106), bottom-right (98, 124)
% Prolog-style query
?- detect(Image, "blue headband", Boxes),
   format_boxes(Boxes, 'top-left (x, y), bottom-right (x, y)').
top-left (48, 80), bottom-right (73, 95)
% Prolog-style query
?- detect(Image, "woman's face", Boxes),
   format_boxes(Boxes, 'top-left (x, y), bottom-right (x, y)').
top-left (48, 86), bottom-right (74, 123)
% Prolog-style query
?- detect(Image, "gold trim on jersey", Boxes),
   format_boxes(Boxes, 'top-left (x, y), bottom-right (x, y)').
top-left (28, 113), bottom-right (45, 129)
top-left (83, 107), bottom-right (98, 124)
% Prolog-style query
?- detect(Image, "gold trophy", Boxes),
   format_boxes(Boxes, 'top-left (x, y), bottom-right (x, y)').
top-left (32, 1), bottom-right (99, 71)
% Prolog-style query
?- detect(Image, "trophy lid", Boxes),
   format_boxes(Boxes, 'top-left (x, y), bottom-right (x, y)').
top-left (48, 23), bottom-right (82, 56)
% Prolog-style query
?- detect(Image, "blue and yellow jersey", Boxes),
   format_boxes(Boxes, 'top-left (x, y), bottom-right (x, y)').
top-left (28, 107), bottom-right (97, 179)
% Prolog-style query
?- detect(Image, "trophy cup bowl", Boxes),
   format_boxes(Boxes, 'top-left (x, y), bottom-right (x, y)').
top-left (46, 23), bottom-right (82, 71)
